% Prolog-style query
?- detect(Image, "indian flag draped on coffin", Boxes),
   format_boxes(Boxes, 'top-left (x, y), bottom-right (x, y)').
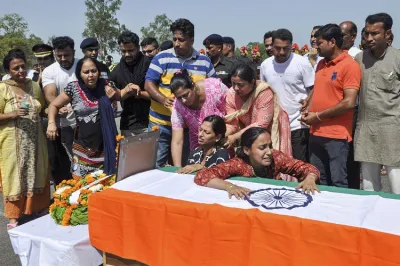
top-left (88, 169), bottom-right (400, 266)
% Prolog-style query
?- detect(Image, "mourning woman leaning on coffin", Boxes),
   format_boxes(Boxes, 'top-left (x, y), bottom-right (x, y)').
top-left (176, 115), bottom-right (230, 174)
top-left (194, 127), bottom-right (321, 199)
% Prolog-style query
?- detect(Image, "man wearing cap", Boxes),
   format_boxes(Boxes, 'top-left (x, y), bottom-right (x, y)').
top-left (32, 43), bottom-right (55, 85)
top-left (222, 36), bottom-right (252, 66)
top-left (203, 34), bottom-right (235, 87)
top-left (80, 37), bottom-right (110, 79)
top-left (159, 40), bottom-right (173, 51)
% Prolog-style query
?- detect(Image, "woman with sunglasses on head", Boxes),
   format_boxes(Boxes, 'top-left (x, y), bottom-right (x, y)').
top-left (177, 115), bottom-right (230, 174)
top-left (0, 49), bottom-right (50, 230)
top-left (170, 69), bottom-right (228, 167)
top-left (47, 57), bottom-right (135, 179)
top-left (195, 127), bottom-right (320, 199)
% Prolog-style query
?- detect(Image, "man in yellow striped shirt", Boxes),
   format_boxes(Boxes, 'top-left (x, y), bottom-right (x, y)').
top-left (145, 18), bottom-right (216, 167)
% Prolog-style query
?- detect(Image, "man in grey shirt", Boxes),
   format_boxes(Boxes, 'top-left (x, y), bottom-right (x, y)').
top-left (354, 13), bottom-right (400, 194)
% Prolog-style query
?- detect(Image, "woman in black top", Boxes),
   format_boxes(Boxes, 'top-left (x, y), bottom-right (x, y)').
top-left (177, 115), bottom-right (230, 174)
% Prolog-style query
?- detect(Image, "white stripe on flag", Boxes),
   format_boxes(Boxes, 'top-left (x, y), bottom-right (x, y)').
top-left (112, 169), bottom-right (400, 237)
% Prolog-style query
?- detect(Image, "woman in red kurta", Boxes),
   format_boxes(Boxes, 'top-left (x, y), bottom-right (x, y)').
top-left (195, 127), bottom-right (320, 199)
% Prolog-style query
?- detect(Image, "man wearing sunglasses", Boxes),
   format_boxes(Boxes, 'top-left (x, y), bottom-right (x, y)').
top-left (140, 37), bottom-right (160, 60)
top-left (80, 37), bottom-right (110, 80)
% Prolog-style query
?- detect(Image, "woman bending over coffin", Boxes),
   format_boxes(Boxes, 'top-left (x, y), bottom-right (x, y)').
top-left (194, 127), bottom-right (320, 199)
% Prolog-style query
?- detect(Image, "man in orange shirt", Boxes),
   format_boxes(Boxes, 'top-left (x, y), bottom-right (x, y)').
top-left (300, 24), bottom-right (361, 188)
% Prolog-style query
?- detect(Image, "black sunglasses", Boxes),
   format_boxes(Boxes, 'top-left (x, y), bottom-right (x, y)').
top-left (143, 49), bottom-right (155, 54)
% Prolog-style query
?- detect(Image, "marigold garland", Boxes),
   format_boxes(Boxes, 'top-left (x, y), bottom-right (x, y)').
top-left (49, 171), bottom-right (115, 226)
top-left (50, 132), bottom-right (152, 226)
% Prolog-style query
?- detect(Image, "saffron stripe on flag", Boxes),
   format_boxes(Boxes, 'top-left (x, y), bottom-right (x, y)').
top-left (89, 170), bottom-right (400, 266)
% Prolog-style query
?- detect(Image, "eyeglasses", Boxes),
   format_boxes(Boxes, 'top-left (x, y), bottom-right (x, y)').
top-left (82, 69), bottom-right (98, 74)
top-left (142, 49), bottom-right (155, 55)
top-left (311, 35), bottom-right (316, 38)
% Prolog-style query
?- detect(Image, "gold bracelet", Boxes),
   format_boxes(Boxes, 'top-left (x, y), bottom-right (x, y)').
top-left (48, 121), bottom-right (56, 125)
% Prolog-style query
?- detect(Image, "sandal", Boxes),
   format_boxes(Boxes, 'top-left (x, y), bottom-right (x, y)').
top-left (7, 222), bottom-right (18, 230)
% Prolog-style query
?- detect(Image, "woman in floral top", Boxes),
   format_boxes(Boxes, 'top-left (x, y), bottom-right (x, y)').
top-left (47, 57), bottom-right (134, 179)
top-left (195, 127), bottom-right (320, 199)
top-left (170, 69), bottom-right (228, 167)
top-left (177, 115), bottom-right (230, 174)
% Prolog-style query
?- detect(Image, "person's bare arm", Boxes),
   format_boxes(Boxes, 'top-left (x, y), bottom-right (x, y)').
top-left (171, 128), bottom-right (184, 167)
top-left (43, 83), bottom-right (57, 104)
top-left (318, 89), bottom-right (358, 119)
top-left (47, 92), bottom-right (72, 123)
top-left (145, 80), bottom-right (174, 107)
top-left (299, 87), bottom-right (314, 112)
top-left (0, 110), bottom-right (26, 124)
top-left (300, 89), bottom-right (359, 126)
top-left (139, 91), bottom-right (151, 100)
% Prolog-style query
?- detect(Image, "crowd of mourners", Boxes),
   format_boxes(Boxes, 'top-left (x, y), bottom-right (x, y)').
top-left (0, 12), bottom-right (398, 230)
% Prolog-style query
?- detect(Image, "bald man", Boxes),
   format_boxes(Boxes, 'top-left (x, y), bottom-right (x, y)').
top-left (339, 21), bottom-right (362, 58)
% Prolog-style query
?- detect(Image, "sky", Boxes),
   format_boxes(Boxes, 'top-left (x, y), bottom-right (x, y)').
top-left (1, 0), bottom-right (399, 61)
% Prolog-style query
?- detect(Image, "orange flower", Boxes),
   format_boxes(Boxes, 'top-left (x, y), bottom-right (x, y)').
top-left (151, 125), bottom-right (159, 131)
top-left (86, 176), bottom-right (95, 184)
top-left (116, 134), bottom-right (124, 142)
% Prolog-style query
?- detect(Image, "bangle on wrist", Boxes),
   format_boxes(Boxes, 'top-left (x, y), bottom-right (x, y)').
top-left (225, 183), bottom-right (235, 191)
top-left (316, 112), bottom-right (322, 121)
top-left (48, 121), bottom-right (56, 125)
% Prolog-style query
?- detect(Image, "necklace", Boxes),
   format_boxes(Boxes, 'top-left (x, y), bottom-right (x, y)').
top-left (76, 82), bottom-right (98, 107)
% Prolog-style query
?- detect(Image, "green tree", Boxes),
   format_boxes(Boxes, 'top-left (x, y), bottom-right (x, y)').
top-left (140, 14), bottom-right (173, 43)
top-left (0, 13), bottom-right (27, 36)
top-left (0, 13), bottom-right (43, 73)
top-left (47, 35), bottom-right (56, 46)
top-left (82, 0), bottom-right (123, 58)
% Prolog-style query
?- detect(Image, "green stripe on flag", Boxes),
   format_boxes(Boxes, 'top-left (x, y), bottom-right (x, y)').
top-left (160, 166), bottom-right (400, 200)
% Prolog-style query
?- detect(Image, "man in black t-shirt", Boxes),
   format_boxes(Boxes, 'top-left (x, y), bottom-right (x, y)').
top-left (80, 38), bottom-right (110, 80)
top-left (109, 31), bottom-right (151, 135)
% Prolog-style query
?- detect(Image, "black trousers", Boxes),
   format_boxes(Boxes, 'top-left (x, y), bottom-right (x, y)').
top-left (47, 128), bottom-right (72, 185)
top-left (291, 128), bottom-right (310, 162)
top-left (347, 107), bottom-right (360, 189)
top-left (309, 135), bottom-right (349, 188)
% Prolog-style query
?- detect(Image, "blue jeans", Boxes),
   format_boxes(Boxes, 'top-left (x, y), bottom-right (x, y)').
top-left (309, 135), bottom-right (349, 188)
top-left (148, 121), bottom-right (190, 168)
